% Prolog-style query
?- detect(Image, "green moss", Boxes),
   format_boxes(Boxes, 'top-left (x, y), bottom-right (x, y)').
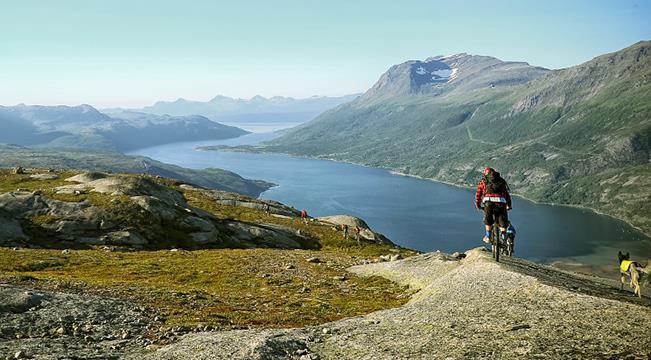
top-left (28, 214), bottom-right (59, 225)
top-left (0, 169), bottom-right (77, 193)
top-left (0, 169), bottom-right (416, 329)
top-left (0, 248), bottom-right (409, 329)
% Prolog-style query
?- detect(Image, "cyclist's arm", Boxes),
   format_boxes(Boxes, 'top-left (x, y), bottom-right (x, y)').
top-left (505, 191), bottom-right (512, 210)
top-left (475, 181), bottom-right (485, 209)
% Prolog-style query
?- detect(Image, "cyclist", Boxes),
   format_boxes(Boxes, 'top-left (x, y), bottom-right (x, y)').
top-left (475, 167), bottom-right (512, 244)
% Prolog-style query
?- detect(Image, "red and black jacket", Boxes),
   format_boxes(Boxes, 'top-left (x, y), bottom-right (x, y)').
top-left (475, 179), bottom-right (512, 209)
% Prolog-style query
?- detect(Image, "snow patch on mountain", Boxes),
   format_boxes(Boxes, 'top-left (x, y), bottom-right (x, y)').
top-left (431, 69), bottom-right (453, 79)
top-left (449, 68), bottom-right (459, 81)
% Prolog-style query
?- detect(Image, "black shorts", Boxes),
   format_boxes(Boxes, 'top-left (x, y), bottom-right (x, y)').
top-left (483, 202), bottom-right (508, 228)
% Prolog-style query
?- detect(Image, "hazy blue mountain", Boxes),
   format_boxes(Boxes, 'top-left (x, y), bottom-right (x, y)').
top-left (104, 94), bottom-right (360, 126)
top-left (265, 41), bottom-right (651, 236)
top-left (0, 105), bottom-right (248, 151)
top-left (0, 107), bottom-right (70, 145)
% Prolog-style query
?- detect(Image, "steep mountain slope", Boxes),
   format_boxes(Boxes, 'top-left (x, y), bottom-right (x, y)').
top-left (0, 105), bottom-right (248, 151)
top-left (105, 94), bottom-right (360, 127)
top-left (265, 41), bottom-right (651, 236)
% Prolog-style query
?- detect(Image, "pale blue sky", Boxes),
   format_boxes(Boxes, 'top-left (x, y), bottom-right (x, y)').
top-left (1, 0), bottom-right (649, 107)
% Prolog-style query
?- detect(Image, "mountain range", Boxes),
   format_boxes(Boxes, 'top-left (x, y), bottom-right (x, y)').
top-left (104, 94), bottom-right (360, 127)
top-left (0, 105), bottom-right (247, 151)
top-left (264, 41), bottom-right (651, 236)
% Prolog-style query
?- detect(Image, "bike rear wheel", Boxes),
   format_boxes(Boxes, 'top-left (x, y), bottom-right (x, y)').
top-left (506, 237), bottom-right (514, 257)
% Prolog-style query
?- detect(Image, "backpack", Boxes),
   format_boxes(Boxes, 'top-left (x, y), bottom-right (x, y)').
top-left (484, 171), bottom-right (508, 194)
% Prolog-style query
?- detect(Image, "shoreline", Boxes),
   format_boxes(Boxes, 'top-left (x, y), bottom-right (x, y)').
top-left (195, 144), bottom-right (650, 240)
top-left (316, 157), bottom-right (651, 240)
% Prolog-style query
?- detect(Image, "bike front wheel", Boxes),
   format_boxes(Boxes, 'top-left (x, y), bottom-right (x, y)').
top-left (492, 228), bottom-right (500, 262)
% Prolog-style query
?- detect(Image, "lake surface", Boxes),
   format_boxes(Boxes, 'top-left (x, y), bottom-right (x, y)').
top-left (219, 121), bottom-right (303, 133)
top-left (129, 133), bottom-right (650, 266)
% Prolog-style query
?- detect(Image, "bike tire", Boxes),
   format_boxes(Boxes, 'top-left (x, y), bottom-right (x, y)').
top-left (507, 238), bottom-right (514, 257)
top-left (492, 227), bottom-right (500, 262)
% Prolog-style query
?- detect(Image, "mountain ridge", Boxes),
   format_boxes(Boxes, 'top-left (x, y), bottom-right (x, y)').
top-left (0, 104), bottom-right (248, 151)
top-left (263, 40), bottom-right (651, 236)
top-left (103, 94), bottom-right (361, 128)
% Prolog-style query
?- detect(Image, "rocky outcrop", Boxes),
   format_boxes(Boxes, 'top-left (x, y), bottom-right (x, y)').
top-left (61, 173), bottom-right (186, 206)
top-left (141, 248), bottom-right (651, 359)
top-left (182, 184), bottom-right (299, 217)
top-left (0, 172), bottom-right (313, 250)
top-left (316, 215), bottom-right (393, 245)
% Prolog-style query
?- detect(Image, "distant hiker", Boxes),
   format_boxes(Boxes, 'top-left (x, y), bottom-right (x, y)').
top-left (301, 209), bottom-right (308, 224)
top-left (355, 226), bottom-right (362, 245)
top-left (342, 224), bottom-right (349, 239)
top-left (475, 167), bottom-right (512, 244)
top-left (263, 203), bottom-right (270, 215)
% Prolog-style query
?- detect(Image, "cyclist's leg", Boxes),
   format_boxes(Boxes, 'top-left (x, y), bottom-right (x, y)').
top-left (483, 203), bottom-right (494, 244)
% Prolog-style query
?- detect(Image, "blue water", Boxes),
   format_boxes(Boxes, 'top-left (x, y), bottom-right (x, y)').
top-left (128, 133), bottom-right (650, 264)
top-left (219, 121), bottom-right (303, 133)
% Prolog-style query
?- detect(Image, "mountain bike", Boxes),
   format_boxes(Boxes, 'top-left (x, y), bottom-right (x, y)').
top-left (504, 232), bottom-right (514, 257)
top-left (490, 226), bottom-right (514, 262)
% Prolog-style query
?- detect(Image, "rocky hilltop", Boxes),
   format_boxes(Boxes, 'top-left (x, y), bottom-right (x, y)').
top-left (0, 167), bottom-right (409, 359)
top-left (135, 249), bottom-right (651, 359)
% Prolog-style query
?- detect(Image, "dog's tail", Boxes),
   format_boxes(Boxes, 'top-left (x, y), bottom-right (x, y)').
top-left (638, 263), bottom-right (651, 286)
top-left (640, 258), bottom-right (651, 274)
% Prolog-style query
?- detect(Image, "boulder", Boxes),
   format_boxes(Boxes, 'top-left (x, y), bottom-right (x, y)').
top-left (190, 230), bottom-right (220, 245)
top-left (0, 192), bottom-right (49, 215)
top-left (199, 190), bottom-right (299, 217)
top-left (317, 215), bottom-right (394, 244)
top-left (101, 231), bottom-right (148, 246)
top-left (65, 172), bottom-right (109, 183)
top-left (65, 174), bottom-right (187, 207)
top-left (131, 196), bottom-right (179, 221)
top-left (29, 173), bottom-right (59, 180)
top-left (0, 288), bottom-right (43, 313)
top-left (0, 214), bottom-right (28, 244)
top-left (181, 216), bottom-right (217, 233)
top-left (54, 183), bottom-right (88, 194)
top-left (89, 177), bottom-right (186, 206)
top-left (226, 222), bottom-right (305, 249)
top-left (317, 215), bottom-right (371, 229)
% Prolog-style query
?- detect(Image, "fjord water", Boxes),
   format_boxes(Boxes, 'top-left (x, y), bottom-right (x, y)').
top-left (128, 133), bottom-right (650, 265)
